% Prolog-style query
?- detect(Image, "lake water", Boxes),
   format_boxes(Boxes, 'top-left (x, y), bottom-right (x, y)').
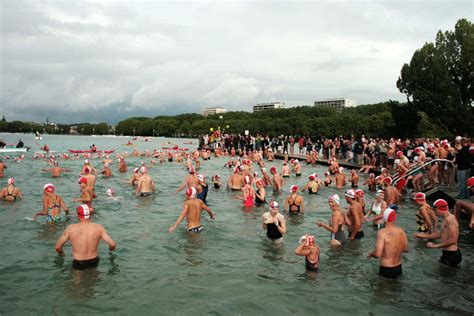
top-left (0, 133), bottom-right (473, 315)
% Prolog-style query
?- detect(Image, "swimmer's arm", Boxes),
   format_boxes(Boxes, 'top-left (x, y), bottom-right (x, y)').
top-left (428, 220), bottom-right (457, 248)
top-left (300, 198), bottom-right (305, 213)
top-left (35, 198), bottom-right (49, 217)
top-left (169, 204), bottom-right (189, 233)
top-left (421, 208), bottom-right (433, 233)
top-left (55, 227), bottom-right (71, 256)
top-left (294, 243), bottom-right (310, 256)
top-left (201, 201), bottom-right (215, 220)
top-left (135, 179), bottom-right (142, 196)
top-left (175, 181), bottom-right (186, 193)
top-left (276, 216), bottom-right (287, 234)
top-left (59, 198), bottom-right (69, 215)
top-left (152, 181), bottom-right (156, 192)
top-left (344, 212), bottom-right (352, 226)
top-left (261, 214), bottom-right (268, 230)
top-left (284, 198), bottom-right (289, 213)
top-left (413, 231), bottom-right (441, 239)
top-left (402, 231), bottom-right (409, 252)
top-left (101, 226), bottom-right (116, 251)
top-left (368, 232), bottom-right (384, 258)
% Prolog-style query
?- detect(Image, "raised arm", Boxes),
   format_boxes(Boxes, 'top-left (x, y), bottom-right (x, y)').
top-left (201, 201), bottom-right (215, 220)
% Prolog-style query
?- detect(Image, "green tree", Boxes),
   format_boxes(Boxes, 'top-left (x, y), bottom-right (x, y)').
top-left (397, 18), bottom-right (474, 135)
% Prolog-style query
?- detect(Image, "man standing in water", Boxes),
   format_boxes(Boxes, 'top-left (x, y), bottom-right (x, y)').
top-left (368, 208), bottom-right (408, 278)
top-left (345, 189), bottom-right (364, 240)
top-left (55, 204), bottom-right (116, 270)
top-left (414, 199), bottom-right (462, 267)
top-left (135, 166), bottom-right (156, 197)
top-left (42, 161), bottom-right (71, 178)
top-left (176, 167), bottom-right (199, 193)
top-left (169, 187), bottom-right (215, 233)
top-left (0, 159), bottom-right (7, 178)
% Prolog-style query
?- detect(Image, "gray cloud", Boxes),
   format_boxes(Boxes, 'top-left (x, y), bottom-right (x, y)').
top-left (1, 0), bottom-right (471, 123)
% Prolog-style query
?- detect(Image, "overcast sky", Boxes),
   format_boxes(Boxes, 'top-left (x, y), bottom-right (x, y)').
top-left (1, 0), bottom-right (471, 124)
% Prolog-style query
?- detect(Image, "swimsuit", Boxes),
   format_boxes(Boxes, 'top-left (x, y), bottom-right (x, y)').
top-left (3, 188), bottom-right (16, 201)
top-left (266, 222), bottom-right (283, 240)
top-left (73, 257), bottom-right (100, 270)
top-left (213, 183), bottom-right (220, 189)
top-left (243, 195), bottom-right (254, 207)
top-left (348, 230), bottom-right (365, 240)
top-left (379, 264), bottom-right (402, 278)
top-left (295, 173), bottom-right (301, 177)
top-left (283, 175), bottom-right (290, 178)
top-left (197, 184), bottom-right (208, 204)
top-left (47, 215), bottom-right (61, 223)
top-left (440, 249), bottom-right (462, 267)
top-left (330, 222), bottom-right (346, 244)
top-left (288, 198), bottom-right (301, 214)
top-left (189, 225), bottom-right (204, 233)
top-left (305, 253), bottom-right (320, 272)
top-left (255, 188), bottom-right (266, 204)
top-left (416, 211), bottom-right (428, 233)
top-left (140, 192), bottom-right (153, 197)
top-left (388, 203), bottom-right (398, 211)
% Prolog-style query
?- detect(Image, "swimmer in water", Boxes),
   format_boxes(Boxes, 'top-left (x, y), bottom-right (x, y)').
top-left (413, 192), bottom-right (438, 234)
top-left (254, 179), bottom-right (266, 205)
top-left (294, 234), bottom-right (320, 272)
top-left (0, 177), bottom-right (23, 202)
top-left (324, 171), bottom-right (332, 187)
top-left (73, 177), bottom-right (93, 211)
top-left (368, 208), bottom-right (408, 278)
top-left (350, 170), bottom-right (360, 188)
top-left (335, 167), bottom-right (346, 189)
top-left (101, 162), bottom-right (112, 178)
top-left (118, 157), bottom-right (128, 173)
top-left (414, 199), bottom-right (462, 267)
top-left (262, 201), bottom-right (287, 242)
top-left (284, 185), bottom-right (304, 214)
top-left (301, 174), bottom-right (319, 194)
top-left (228, 166), bottom-right (244, 191)
top-left (270, 166), bottom-right (283, 191)
top-left (42, 161), bottom-right (71, 178)
top-left (55, 204), bottom-right (116, 270)
top-left (135, 166), bottom-right (156, 197)
top-left (176, 167), bottom-right (199, 193)
top-left (0, 159), bottom-right (7, 178)
top-left (365, 190), bottom-right (388, 230)
top-left (34, 184), bottom-right (69, 222)
top-left (345, 189), bottom-right (364, 240)
top-left (168, 187), bottom-right (215, 233)
top-left (196, 174), bottom-right (209, 204)
top-left (241, 175), bottom-right (255, 208)
top-left (317, 194), bottom-right (347, 246)
top-left (363, 173), bottom-right (377, 191)
top-left (212, 174), bottom-right (223, 189)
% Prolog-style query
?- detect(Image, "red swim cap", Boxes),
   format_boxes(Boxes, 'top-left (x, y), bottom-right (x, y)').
top-left (290, 185), bottom-right (298, 193)
top-left (8, 177), bottom-right (15, 185)
top-left (43, 183), bottom-right (55, 193)
top-left (270, 167), bottom-right (276, 174)
top-left (383, 177), bottom-right (392, 185)
top-left (186, 187), bottom-right (197, 198)
top-left (383, 208), bottom-right (396, 223)
top-left (355, 189), bottom-right (364, 197)
top-left (414, 192), bottom-right (426, 201)
top-left (78, 177), bottom-right (87, 184)
top-left (467, 177), bottom-right (474, 188)
top-left (77, 204), bottom-right (90, 219)
top-left (397, 151), bottom-right (403, 157)
top-left (433, 199), bottom-right (449, 212)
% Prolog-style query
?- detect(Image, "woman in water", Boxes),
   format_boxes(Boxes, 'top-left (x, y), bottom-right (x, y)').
top-left (34, 184), bottom-right (69, 223)
top-left (284, 185), bottom-right (305, 214)
top-left (317, 194), bottom-right (347, 246)
top-left (262, 201), bottom-right (287, 241)
top-left (294, 234), bottom-right (320, 272)
top-left (365, 190), bottom-right (388, 230)
top-left (241, 176), bottom-right (255, 208)
top-left (254, 179), bottom-right (266, 205)
top-left (0, 177), bottom-right (23, 202)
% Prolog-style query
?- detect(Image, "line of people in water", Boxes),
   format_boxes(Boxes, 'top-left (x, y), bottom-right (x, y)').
top-left (0, 141), bottom-right (472, 277)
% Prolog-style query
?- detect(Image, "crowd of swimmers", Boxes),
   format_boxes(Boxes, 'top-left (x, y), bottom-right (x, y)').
top-left (0, 136), bottom-right (473, 278)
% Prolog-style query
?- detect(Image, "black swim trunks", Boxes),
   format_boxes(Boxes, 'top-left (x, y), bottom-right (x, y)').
top-left (188, 225), bottom-right (203, 233)
top-left (140, 192), bottom-right (153, 197)
top-left (379, 264), bottom-right (402, 278)
top-left (72, 257), bottom-right (100, 270)
top-left (348, 231), bottom-right (364, 240)
top-left (440, 249), bottom-right (462, 267)
top-left (283, 175), bottom-right (290, 178)
top-left (295, 173), bottom-right (302, 177)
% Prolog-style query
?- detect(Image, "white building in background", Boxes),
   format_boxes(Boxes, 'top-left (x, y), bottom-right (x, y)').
top-left (252, 102), bottom-right (285, 112)
top-left (314, 98), bottom-right (357, 112)
top-left (202, 107), bottom-right (227, 116)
